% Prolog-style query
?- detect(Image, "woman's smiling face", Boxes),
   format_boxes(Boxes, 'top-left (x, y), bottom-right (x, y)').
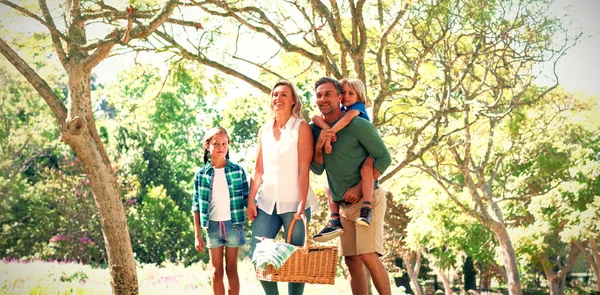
top-left (271, 85), bottom-right (294, 113)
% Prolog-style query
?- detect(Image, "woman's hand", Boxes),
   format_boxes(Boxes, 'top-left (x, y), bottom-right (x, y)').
top-left (294, 207), bottom-right (306, 220)
top-left (246, 201), bottom-right (258, 221)
top-left (194, 235), bottom-right (205, 253)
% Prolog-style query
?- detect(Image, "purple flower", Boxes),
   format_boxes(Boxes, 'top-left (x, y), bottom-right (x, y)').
top-left (79, 236), bottom-right (93, 245)
top-left (125, 198), bottom-right (136, 206)
top-left (81, 178), bottom-right (89, 185)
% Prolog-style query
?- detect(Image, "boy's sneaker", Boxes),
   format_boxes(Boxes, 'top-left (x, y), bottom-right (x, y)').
top-left (356, 206), bottom-right (372, 227)
top-left (313, 221), bottom-right (344, 242)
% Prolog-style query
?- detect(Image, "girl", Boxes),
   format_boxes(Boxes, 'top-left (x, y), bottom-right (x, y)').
top-left (312, 78), bottom-right (375, 242)
top-left (192, 126), bottom-right (249, 295)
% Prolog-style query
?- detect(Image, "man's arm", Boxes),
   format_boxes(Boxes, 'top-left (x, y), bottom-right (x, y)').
top-left (355, 121), bottom-right (392, 176)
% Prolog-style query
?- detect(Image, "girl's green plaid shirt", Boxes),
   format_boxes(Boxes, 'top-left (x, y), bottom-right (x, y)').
top-left (192, 161), bottom-right (250, 228)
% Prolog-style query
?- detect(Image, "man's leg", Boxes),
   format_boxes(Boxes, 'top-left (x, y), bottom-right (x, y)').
top-left (345, 255), bottom-right (368, 295)
top-left (355, 188), bottom-right (390, 294)
top-left (360, 252), bottom-right (391, 295)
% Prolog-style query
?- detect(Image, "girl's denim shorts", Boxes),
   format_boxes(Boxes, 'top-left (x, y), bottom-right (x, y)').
top-left (206, 220), bottom-right (246, 248)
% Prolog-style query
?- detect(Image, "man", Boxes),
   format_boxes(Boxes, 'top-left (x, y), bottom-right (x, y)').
top-left (310, 77), bottom-right (392, 295)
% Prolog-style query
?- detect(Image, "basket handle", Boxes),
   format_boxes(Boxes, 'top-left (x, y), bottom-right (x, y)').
top-left (285, 213), bottom-right (310, 249)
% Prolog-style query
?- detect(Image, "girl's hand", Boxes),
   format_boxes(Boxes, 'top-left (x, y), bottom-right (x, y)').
top-left (246, 201), bottom-right (258, 221)
top-left (195, 235), bottom-right (205, 253)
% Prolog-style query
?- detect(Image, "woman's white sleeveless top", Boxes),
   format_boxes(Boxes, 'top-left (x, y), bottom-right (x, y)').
top-left (257, 116), bottom-right (318, 215)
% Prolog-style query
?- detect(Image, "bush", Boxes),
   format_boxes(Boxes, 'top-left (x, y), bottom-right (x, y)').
top-left (127, 186), bottom-right (207, 266)
top-left (1, 153), bottom-right (106, 264)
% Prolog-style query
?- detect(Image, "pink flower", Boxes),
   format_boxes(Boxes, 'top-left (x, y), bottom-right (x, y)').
top-left (50, 234), bottom-right (67, 243)
top-left (125, 198), bottom-right (136, 206)
top-left (81, 179), bottom-right (89, 185)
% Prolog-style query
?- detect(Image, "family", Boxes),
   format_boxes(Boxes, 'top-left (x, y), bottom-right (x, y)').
top-left (192, 77), bottom-right (392, 295)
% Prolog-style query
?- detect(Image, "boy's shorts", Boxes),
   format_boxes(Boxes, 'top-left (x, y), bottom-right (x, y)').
top-left (338, 188), bottom-right (386, 256)
top-left (206, 220), bottom-right (246, 249)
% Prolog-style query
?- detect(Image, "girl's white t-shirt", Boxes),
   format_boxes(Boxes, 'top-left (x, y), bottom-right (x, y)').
top-left (209, 168), bottom-right (231, 221)
top-left (257, 116), bottom-right (318, 215)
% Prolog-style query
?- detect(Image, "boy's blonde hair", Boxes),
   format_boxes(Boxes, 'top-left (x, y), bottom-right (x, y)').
top-left (339, 78), bottom-right (367, 105)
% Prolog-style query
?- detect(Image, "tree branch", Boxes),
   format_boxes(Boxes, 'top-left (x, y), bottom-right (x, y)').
top-left (82, 0), bottom-right (179, 70)
top-left (37, 0), bottom-right (68, 67)
top-left (0, 0), bottom-right (70, 44)
top-left (153, 30), bottom-right (271, 94)
top-left (0, 37), bottom-right (67, 126)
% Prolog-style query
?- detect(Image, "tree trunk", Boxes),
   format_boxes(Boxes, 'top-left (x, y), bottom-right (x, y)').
top-left (61, 66), bottom-right (138, 294)
top-left (491, 223), bottom-right (522, 295)
top-left (575, 240), bottom-right (600, 291)
top-left (540, 244), bottom-right (580, 295)
top-left (403, 250), bottom-right (424, 295)
top-left (440, 270), bottom-right (452, 295)
top-left (589, 239), bottom-right (600, 292)
top-left (421, 249), bottom-right (452, 295)
top-left (545, 275), bottom-right (565, 295)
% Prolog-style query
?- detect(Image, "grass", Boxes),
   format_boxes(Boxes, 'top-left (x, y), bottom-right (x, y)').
top-left (1, 259), bottom-right (403, 294)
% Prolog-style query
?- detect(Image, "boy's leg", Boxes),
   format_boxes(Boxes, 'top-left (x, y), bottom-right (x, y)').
top-left (357, 157), bottom-right (374, 226)
top-left (313, 186), bottom-right (345, 242)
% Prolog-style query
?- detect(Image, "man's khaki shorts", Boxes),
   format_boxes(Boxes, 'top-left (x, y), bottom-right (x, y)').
top-left (338, 188), bottom-right (386, 256)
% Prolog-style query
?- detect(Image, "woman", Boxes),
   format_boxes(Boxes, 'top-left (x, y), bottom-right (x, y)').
top-left (246, 80), bottom-right (318, 295)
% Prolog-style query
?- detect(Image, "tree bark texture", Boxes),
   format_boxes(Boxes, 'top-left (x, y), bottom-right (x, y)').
top-left (490, 221), bottom-right (522, 295)
top-left (61, 66), bottom-right (138, 295)
top-left (403, 249), bottom-right (424, 295)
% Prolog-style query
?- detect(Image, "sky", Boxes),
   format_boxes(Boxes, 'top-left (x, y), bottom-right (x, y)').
top-left (538, 0), bottom-right (600, 95)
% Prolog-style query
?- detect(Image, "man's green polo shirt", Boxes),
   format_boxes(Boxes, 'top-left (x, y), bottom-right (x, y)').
top-left (310, 117), bottom-right (391, 202)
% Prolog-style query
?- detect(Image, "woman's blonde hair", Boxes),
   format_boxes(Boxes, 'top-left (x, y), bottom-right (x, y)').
top-left (339, 78), bottom-right (368, 105)
top-left (270, 80), bottom-right (303, 118)
top-left (202, 126), bottom-right (230, 164)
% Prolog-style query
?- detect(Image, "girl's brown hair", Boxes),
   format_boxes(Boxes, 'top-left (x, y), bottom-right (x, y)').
top-left (203, 126), bottom-right (230, 164)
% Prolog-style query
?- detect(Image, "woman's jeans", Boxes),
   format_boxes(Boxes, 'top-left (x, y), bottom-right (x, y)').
top-left (251, 206), bottom-right (311, 295)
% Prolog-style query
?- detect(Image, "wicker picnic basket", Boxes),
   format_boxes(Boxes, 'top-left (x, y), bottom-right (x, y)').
top-left (256, 216), bottom-right (338, 284)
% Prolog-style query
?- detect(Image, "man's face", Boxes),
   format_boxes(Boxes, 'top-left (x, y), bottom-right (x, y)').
top-left (315, 82), bottom-right (342, 115)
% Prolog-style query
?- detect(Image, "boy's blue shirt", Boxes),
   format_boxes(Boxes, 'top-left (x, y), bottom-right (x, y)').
top-left (342, 102), bottom-right (370, 121)
top-left (192, 160), bottom-right (249, 228)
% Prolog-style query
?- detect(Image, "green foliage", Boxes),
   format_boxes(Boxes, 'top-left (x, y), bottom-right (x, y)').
top-left (127, 186), bottom-right (206, 266)
top-left (1, 152), bottom-right (105, 264)
top-left (59, 270), bottom-right (88, 283)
